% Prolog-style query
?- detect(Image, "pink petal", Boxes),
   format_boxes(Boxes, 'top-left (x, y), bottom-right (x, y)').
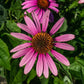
top-left (12, 48), bottom-right (30, 58)
top-left (17, 23), bottom-right (33, 35)
top-left (37, 9), bottom-right (43, 20)
top-left (42, 10), bottom-right (50, 32)
top-left (51, 49), bottom-right (70, 66)
top-left (34, 8), bottom-right (40, 14)
top-left (24, 16), bottom-right (38, 35)
top-left (32, 12), bottom-right (41, 32)
top-left (49, 17), bottom-right (64, 35)
top-left (46, 53), bottom-right (58, 76)
top-left (49, 6), bottom-right (59, 13)
top-left (22, 3), bottom-right (37, 9)
top-left (10, 43), bottom-right (31, 52)
top-left (43, 54), bottom-right (49, 78)
top-left (78, 0), bottom-right (84, 4)
top-left (19, 48), bottom-right (34, 67)
top-left (22, 0), bottom-right (37, 5)
top-left (24, 52), bottom-right (38, 74)
top-left (11, 32), bottom-right (32, 40)
top-left (49, 0), bottom-right (56, 2)
top-left (36, 54), bottom-right (43, 77)
top-left (24, 6), bottom-right (38, 14)
top-left (54, 43), bottom-right (75, 51)
top-left (55, 34), bottom-right (75, 42)
top-left (50, 3), bottom-right (59, 7)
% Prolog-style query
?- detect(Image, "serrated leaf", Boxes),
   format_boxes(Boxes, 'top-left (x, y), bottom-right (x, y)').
top-left (0, 39), bottom-right (10, 70)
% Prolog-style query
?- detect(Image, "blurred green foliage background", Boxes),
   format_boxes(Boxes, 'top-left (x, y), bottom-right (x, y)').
top-left (0, 0), bottom-right (84, 84)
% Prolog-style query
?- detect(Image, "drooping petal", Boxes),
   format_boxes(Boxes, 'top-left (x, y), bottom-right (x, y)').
top-left (10, 43), bottom-right (31, 52)
top-left (54, 43), bottom-right (75, 51)
top-left (55, 34), bottom-right (75, 42)
top-left (32, 12), bottom-right (41, 32)
top-left (49, 17), bottom-right (64, 35)
top-left (51, 49), bottom-right (70, 66)
top-left (19, 48), bottom-right (34, 67)
top-left (49, 6), bottom-right (59, 13)
top-left (36, 54), bottom-right (43, 77)
top-left (46, 53), bottom-right (58, 76)
top-left (24, 16), bottom-right (38, 35)
top-left (12, 48), bottom-right (30, 58)
top-left (24, 52), bottom-right (38, 74)
top-left (43, 54), bottom-right (49, 78)
top-left (11, 33), bottom-right (32, 40)
top-left (42, 10), bottom-right (50, 32)
top-left (17, 23), bottom-right (33, 35)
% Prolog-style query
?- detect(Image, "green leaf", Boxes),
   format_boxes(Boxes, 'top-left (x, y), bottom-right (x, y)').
top-left (0, 22), bottom-right (4, 31)
top-left (54, 77), bottom-right (64, 84)
top-left (5, 59), bottom-right (27, 84)
top-left (13, 69), bottom-right (27, 84)
top-left (6, 20), bottom-right (21, 32)
top-left (27, 69), bottom-right (36, 84)
top-left (40, 77), bottom-right (49, 84)
top-left (68, 58), bottom-right (84, 79)
top-left (80, 67), bottom-right (84, 84)
top-left (63, 76), bottom-right (73, 84)
top-left (68, 1), bottom-right (78, 10)
top-left (0, 39), bottom-right (10, 70)
top-left (0, 67), bottom-right (5, 78)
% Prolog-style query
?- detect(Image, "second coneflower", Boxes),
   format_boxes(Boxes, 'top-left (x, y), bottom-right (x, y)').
top-left (10, 10), bottom-right (75, 78)
top-left (21, 0), bottom-right (59, 22)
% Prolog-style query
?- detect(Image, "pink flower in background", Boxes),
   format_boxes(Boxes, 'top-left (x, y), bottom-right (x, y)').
top-left (10, 10), bottom-right (75, 78)
top-left (78, 0), bottom-right (84, 4)
top-left (21, 0), bottom-right (59, 22)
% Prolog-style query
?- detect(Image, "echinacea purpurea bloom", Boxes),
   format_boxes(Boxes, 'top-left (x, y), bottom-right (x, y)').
top-left (21, 0), bottom-right (59, 22)
top-left (78, 0), bottom-right (84, 4)
top-left (10, 10), bottom-right (75, 78)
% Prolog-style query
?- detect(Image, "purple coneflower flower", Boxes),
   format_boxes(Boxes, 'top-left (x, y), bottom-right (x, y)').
top-left (10, 10), bottom-right (75, 78)
top-left (21, 0), bottom-right (59, 22)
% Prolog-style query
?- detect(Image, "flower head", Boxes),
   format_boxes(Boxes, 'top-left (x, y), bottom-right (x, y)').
top-left (78, 0), bottom-right (84, 4)
top-left (10, 10), bottom-right (75, 78)
top-left (21, 0), bottom-right (59, 22)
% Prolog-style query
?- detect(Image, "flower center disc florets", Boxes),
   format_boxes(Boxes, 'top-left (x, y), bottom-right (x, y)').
top-left (37, 0), bottom-right (49, 9)
top-left (32, 32), bottom-right (53, 54)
